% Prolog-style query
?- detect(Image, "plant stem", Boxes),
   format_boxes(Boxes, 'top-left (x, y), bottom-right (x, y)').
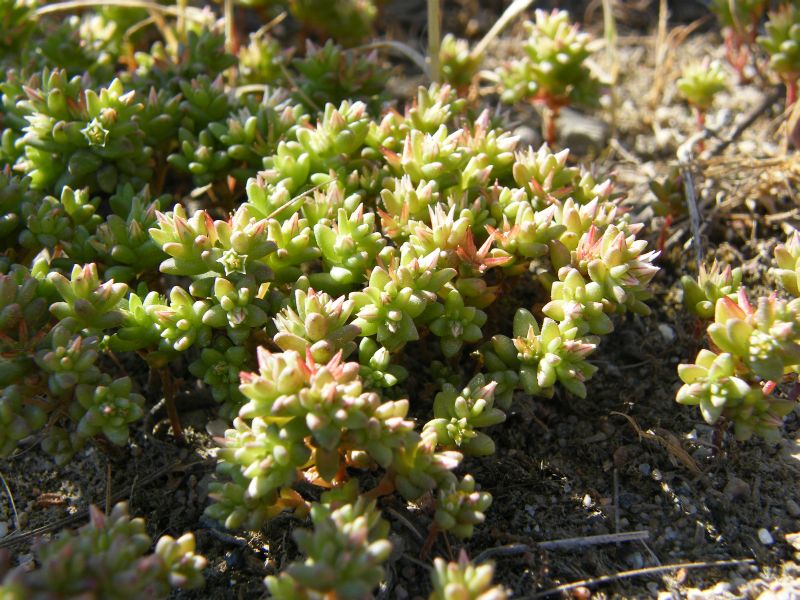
top-left (543, 105), bottom-right (559, 147)
top-left (158, 368), bottom-right (184, 441)
top-left (427, 0), bottom-right (441, 82)
top-left (787, 78), bottom-right (798, 107)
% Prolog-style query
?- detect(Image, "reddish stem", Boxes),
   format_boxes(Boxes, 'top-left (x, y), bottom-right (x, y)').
top-left (787, 79), bottom-right (798, 108)
top-left (544, 105), bottom-right (559, 147)
top-left (158, 368), bottom-right (184, 441)
top-left (657, 213), bottom-right (673, 254)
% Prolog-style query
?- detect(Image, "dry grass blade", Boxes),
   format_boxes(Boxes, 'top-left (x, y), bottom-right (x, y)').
top-left (472, 531), bottom-right (650, 564)
top-left (701, 153), bottom-right (800, 212)
top-left (0, 471), bottom-right (19, 533)
top-left (525, 558), bottom-right (755, 598)
top-left (612, 412), bottom-right (702, 476)
top-left (471, 0), bottom-right (534, 61)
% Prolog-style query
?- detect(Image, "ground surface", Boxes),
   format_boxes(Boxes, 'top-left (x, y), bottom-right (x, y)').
top-left (3, 1), bottom-right (800, 598)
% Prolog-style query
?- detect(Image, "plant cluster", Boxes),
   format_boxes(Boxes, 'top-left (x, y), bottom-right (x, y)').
top-left (759, 3), bottom-right (800, 107)
top-left (0, 3), bottom-right (667, 596)
top-left (677, 233), bottom-right (800, 441)
top-left (677, 60), bottom-right (728, 129)
top-left (499, 9), bottom-right (600, 144)
top-left (0, 502), bottom-right (206, 598)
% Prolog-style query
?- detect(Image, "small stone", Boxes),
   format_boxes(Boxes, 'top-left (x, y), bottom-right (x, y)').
top-left (724, 477), bottom-right (750, 501)
top-left (513, 125), bottom-right (542, 150)
top-left (658, 323), bottom-right (676, 343)
top-left (786, 499), bottom-right (800, 518)
top-left (786, 532), bottom-right (800, 551)
top-left (0, 522), bottom-right (7, 538)
top-left (758, 528), bottom-right (774, 545)
top-left (709, 582), bottom-right (731, 595)
top-left (639, 463), bottom-right (651, 476)
top-left (583, 494), bottom-right (593, 508)
top-left (556, 108), bottom-right (610, 155)
top-left (625, 551), bottom-right (644, 569)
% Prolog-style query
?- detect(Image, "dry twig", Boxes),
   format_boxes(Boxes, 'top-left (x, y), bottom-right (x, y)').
top-left (524, 558), bottom-right (754, 599)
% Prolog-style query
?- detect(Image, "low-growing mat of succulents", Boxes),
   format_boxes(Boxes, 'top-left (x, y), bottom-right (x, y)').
top-left (2, 0), bottom-right (800, 598)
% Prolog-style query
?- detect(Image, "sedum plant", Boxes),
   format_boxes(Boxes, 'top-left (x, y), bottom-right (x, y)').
top-left (677, 60), bottom-right (728, 130)
top-left (499, 9), bottom-right (600, 145)
top-left (429, 551), bottom-right (507, 600)
top-left (439, 34), bottom-right (483, 92)
top-left (16, 72), bottom-right (152, 194)
top-left (677, 237), bottom-right (800, 442)
top-left (681, 260), bottom-right (743, 320)
top-left (424, 375), bottom-right (505, 456)
top-left (0, 4), bottom-right (665, 592)
top-left (759, 4), bottom-right (800, 113)
top-left (265, 486), bottom-right (392, 599)
top-left (0, 502), bottom-right (205, 598)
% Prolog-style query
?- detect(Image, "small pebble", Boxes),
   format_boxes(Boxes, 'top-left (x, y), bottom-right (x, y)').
top-left (625, 552), bottom-right (644, 569)
top-left (786, 499), bottom-right (800, 518)
top-left (724, 477), bottom-right (750, 501)
top-left (583, 494), bottom-right (593, 508)
top-left (0, 522), bottom-right (7, 538)
top-left (758, 528), bottom-right (774, 545)
top-left (785, 532), bottom-right (800, 551)
top-left (639, 463), bottom-right (651, 476)
top-left (658, 323), bottom-right (676, 343)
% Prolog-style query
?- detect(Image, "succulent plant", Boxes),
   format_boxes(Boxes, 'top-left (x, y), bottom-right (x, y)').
top-left (265, 493), bottom-right (392, 599)
top-left (48, 263), bottom-right (127, 332)
top-left (759, 4), bottom-right (800, 105)
top-left (424, 374), bottom-right (504, 456)
top-left (563, 223), bottom-right (659, 316)
top-left (238, 33), bottom-right (286, 86)
top-left (0, 0), bottom-right (38, 62)
top-left (390, 428), bottom-right (462, 502)
top-left (678, 60), bottom-right (728, 130)
top-left (356, 337), bottom-right (409, 391)
top-left (209, 348), bottom-right (416, 528)
top-left (292, 40), bottom-right (389, 113)
top-left (681, 260), bottom-right (743, 320)
top-left (16, 72), bottom-right (152, 194)
top-left (73, 375), bottom-right (145, 446)
top-left (429, 552), bottom-right (507, 600)
top-left (439, 34), bottom-right (482, 91)
top-left (288, 0), bottom-right (378, 48)
top-left (711, 0), bottom-right (766, 79)
top-left (132, 28), bottom-right (235, 92)
top-left (499, 10), bottom-right (600, 144)
top-left (649, 167), bottom-right (685, 218)
top-left (0, 503), bottom-right (205, 598)
top-left (543, 266), bottom-right (614, 336)
top-left (678, 60), bottom-right (728, 112)
top-left (206, 415), bottom-right (312, 529)
top-left (711, 0), bottom-right (766, 36)
top-left (677, 348), bottom-right (794, 442)
top-left (434, 474), bottom-right (492, 539)
top-left (350, 246), bottom-right (456, 351)
top-left (89, 184), bottom-right (168, 282)
top-left (273, 287), bottom-right (360, 363)
top-left (709, 292), bottom-right (800, 383)
top-left (773, 229), bottom-right (800, 297)
top-left (425, 287), bottom-right (488, 357)
top-left (311, 204), bottom-right (386, 292)
top-left (188, 336), bottom-right (252, 418)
